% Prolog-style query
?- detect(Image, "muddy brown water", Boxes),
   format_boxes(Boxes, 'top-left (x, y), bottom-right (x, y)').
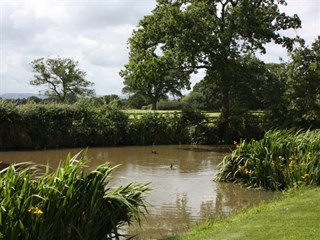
top-left (0, 145), bottom-right (278, 239)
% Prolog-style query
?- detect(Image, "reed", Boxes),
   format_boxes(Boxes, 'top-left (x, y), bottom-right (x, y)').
top-left (0, 151), bottom-right (150, 239)
top-left (216, 129), bottom-right (320, 190)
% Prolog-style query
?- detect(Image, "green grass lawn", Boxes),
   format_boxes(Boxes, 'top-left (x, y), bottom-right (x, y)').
top-left (167, 187), bottom-right (320, 240)
top-left (123, 109), bottom-right (220, 120)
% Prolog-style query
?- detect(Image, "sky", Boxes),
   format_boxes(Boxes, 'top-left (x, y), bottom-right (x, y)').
top-left (1, 0), bottom-right (319, 96)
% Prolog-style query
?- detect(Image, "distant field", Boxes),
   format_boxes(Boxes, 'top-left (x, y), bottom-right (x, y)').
top-left (122, 110), bottom-right (220, 122)
top-left (123, 109), bottom-right (180, 115)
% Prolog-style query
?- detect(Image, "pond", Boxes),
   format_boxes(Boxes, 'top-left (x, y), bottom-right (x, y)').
top-left (0, 145), bottom-right (278, 239)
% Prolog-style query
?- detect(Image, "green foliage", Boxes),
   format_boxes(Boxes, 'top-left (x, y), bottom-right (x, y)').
top-left (0, 101), bottom-right (131, 149)
top-left (0, 100), bottom-right (224, 149)
top-left (30, 57), bottom-right (95, 103)
top-left (181, 90), bottom-right (216, 111)
top-left (157, 99), bottom-right (184, 110)
top-left (0, 100), bottom-right (28, 149)
top-left (100, 105), bottom-right (130, 145)
top-left (120, 45), bottom-right (190, 110)
top-left (126, 108), bottom-right (215, 145)
top-left (131, 0), bottom-right (301, 137)
top-left (264, 37), bottom-right (320, 129)
top-left (175, 108), bottom-right (216, 144)
top-left (0, 151), bottom-right (151, 239)
top-left (216, 110), bottom-right (264, 144)
top-left (285, 37), bottom-right (320, 128)
top-left (125, 93), bottom-right (151, 109)
top-left (216, 129), bottom-right (320, 190)
top-left (128, 112), bottom-right (173, 145)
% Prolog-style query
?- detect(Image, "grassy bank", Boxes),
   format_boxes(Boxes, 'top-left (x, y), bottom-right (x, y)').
top-left (168, 187), bottom-right (320, 240)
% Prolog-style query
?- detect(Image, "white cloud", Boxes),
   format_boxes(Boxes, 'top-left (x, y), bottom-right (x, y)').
top-left (1, 0), bottom-right (156, 95)
top-left (1, 0), bottom-right (319, 96)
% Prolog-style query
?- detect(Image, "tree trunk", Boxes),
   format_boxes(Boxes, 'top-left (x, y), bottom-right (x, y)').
top-left (151, 101), bottom-right (157, 110)
top-left (218, 84), bottom-right (230, 142)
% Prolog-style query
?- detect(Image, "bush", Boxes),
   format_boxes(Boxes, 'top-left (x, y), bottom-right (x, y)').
top-left (217, 111), bottom-right (264, 143)
top-left (156, 100), bottom-right (184, 110)
top-left (0, 151), bottom-right (150, 239)
top-left (177, 108), bottom-right (211, 144)
top-left (0, 101), bottom-right (132, 149)
top-left (0, 100), bottom-right (230, 149)
top-left (128, 113), bottom-right (172, 145)
top-left (100, 105), bottom-right (130, 145)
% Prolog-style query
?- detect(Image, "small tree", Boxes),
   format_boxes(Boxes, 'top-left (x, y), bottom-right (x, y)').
top-left (285, 37), bottom-right (320, 128)
top-left (120, 40), bottom-right (190, 110)
top-left (30, 57), bottom-right (95, 103)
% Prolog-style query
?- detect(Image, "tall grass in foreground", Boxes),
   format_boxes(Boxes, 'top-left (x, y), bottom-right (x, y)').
top-left (216, 129), bottom-right (320, 190)
top-left (0, 151), bottom-right (150, 239)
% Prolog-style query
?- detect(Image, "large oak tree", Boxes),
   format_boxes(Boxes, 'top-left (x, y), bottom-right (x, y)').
top-left (124, 0), bottom-right (301, 138)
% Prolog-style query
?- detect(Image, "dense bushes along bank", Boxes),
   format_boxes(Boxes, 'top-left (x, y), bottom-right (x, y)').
top-left (216, 129), bottom-right (320, 190)
top-left (0, 101), bottom-right (263, 150)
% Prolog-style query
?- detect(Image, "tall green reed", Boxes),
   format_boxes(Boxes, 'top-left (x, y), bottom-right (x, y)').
top-left (0, 151), bottom-right (150, 239)
top-left (216, 129), bottom-right (320, 190)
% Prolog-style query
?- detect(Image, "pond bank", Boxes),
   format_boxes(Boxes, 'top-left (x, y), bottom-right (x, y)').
top-left (167, 187), bottom-right (320, 240)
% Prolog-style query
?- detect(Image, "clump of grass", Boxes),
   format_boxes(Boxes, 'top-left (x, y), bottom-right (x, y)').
top-left (0, 151), bottom-right (151, 239)
top-left (216, 129), bottom-right (320, 190)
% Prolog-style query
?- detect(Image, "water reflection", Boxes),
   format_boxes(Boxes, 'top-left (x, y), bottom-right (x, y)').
top-left (0, 145), bottom-right (277, 239)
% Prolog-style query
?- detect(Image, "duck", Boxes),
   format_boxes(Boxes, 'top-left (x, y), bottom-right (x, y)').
top-left (151, 150), bottom-right (157, 154)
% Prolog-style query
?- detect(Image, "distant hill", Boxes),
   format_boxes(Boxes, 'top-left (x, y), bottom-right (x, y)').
top-left (0, 93), bottom-right (47, 99)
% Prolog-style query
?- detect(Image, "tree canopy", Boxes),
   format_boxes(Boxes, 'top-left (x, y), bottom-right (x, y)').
top-left (30, 57), bottom-right (95, 103)
top-left (120, 40), bottom-right (190, 110)
top-left (285, 36), bottom-right (320, 127)
top-left (126, 0), bottom-right (301, 139)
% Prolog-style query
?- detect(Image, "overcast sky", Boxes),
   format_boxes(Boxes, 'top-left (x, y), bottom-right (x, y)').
top-left (1, 0), bottom-right (319, 96)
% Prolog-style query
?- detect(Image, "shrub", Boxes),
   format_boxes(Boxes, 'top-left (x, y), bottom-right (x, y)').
top-left (100, 105), bottom-right (130, 145)
top-left (0, 100), bottom-right (228, 149)
top-left (0, 151), bottom-right (150, 239)
top-left (128, 112), bottom-right (171, 145)
top-left (176, 108), bottom-right (209, 144)
top-left (156, 100), bottom-right (184, 110)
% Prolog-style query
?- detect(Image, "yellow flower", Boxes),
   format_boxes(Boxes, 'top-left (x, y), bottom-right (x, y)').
top-left (301, 173), bottom-right (312, 180)
top-left (278, 156), bottom-right (285, 161)
top-left (233, 141), bottom-right (241, 148)
top-left (238, 165), bottom-right (244, 172)
top-left (301, 161), bottom-right (306, 167)
top-left (307, 152), bottom-right (312, 161)
top-left (289, 160), bottom-right (295, 168)
top-left (28, 206), bottom-right (43, 215)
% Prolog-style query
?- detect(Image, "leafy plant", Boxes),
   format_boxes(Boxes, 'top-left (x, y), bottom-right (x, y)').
top-left (0, 151), bottom-right (151, 239)
top-left (216, 129), bottom-right (320, 190)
